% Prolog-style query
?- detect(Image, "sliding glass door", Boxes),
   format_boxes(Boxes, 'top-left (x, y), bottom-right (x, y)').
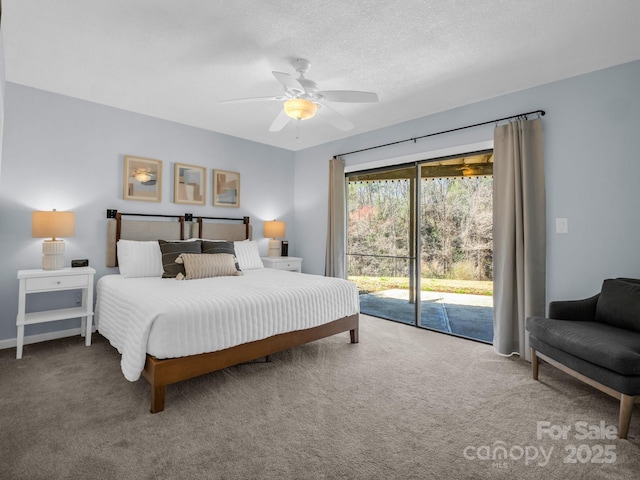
top-left (347, 165), bottom-right (418, 326)
top-left (347, 152), bottom-right (494, 343)
top-left (418, 155), bottom-right (494, 341)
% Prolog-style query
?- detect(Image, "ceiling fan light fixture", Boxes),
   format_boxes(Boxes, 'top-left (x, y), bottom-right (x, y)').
top-left (284, 98), bottom-right (317, 120)
top-left (461, 166), bottom-right (474, 176)
top-left (133, 171), bottom-right (151, 182)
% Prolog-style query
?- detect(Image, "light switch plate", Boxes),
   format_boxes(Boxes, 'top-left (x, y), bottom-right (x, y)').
top-left (556, 218), bottom-right (568, 234)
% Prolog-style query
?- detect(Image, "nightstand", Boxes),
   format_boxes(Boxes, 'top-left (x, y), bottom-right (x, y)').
top-left (261, 256), bottom-right (302, 273)
top-left (16, 267), bottom-right (96, 359)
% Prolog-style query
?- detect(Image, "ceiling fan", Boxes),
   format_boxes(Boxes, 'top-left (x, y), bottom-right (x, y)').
top-left (220, 58), bottom-right (378, 132)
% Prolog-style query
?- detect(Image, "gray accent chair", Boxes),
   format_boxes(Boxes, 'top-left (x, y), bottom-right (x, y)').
top-left (526, 278), bottom-right (640, 439)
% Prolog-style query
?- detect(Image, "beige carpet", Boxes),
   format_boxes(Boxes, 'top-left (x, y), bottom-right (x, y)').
top-left (1, 315), bottom-right (638, 479)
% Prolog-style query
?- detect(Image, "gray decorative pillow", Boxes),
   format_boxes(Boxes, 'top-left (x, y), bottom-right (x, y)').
top-left (595, 278), bottom-right (640, 332)
top-left (175, 253), bottom-right (241, 280)
top-left (201, 241), bottom-right (242, 273)
top-left (158, 240), bottom-right (202, 278)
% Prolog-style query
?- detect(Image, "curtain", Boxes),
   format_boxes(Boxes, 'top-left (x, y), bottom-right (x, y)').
top-left (325, 157), bottom-right (346, 278)
top-left (493, 118), bottom-right (546, 360)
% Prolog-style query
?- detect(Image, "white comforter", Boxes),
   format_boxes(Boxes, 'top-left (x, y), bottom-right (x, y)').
top-left (95, 269), bottom-right (360, 381)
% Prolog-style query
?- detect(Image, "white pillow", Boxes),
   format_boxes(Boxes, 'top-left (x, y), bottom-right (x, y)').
top-left (233, 240), bottom-right (264, 270)
top-left (117, 240), bottom-right (164, 278)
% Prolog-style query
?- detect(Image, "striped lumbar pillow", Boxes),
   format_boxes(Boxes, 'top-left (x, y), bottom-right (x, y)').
top-left (174, 253), bottom-right (241, 280)
top-left (201, 240), bottom-right (242, 273)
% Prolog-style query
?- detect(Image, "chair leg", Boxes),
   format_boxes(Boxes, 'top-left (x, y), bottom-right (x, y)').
top-left (531, 347), bottom-right (539, 380)
top-left (619, 394), bottom-right (634, 440)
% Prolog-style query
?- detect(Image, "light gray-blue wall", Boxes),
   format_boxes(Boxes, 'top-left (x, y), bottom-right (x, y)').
top-left (0, 83), bottom-right (295, 343)
top-left (294, 60), bottom-right (640, 303)
top-left (2, 60), bottom-right (639, 346)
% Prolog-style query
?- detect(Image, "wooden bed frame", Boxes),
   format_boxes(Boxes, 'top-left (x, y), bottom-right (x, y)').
top-left (105, 210), bottom-right (359, 413)
top-left (143, 314), bottom-right (359, 413)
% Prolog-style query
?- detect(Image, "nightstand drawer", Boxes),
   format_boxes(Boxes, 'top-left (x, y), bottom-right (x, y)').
top-left (25, 274), bottom-right (89, 292)
top-left (261, 257), bottom-right (302, 272)
top-left (274, 261), bottom-right (299, 270)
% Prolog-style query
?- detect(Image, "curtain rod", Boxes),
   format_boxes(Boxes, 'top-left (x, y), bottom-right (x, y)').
top-left (335, 109), bottom-right (545, 158)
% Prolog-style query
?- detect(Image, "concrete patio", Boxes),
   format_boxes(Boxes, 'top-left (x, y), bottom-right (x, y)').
top-left (358, 289), bottom-right (494, 343)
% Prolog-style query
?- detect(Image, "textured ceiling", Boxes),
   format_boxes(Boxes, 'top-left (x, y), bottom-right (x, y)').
top-left (4, 1), bottom-right (640, 151)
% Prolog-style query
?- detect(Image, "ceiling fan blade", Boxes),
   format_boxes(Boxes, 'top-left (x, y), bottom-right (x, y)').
top-left (268, 109), bottom-right (291, 132)
top-left (272, 71), bottom-right (303, 92)
top-left (219, 96), bottom-right (281, 104)
top-left (318, 90), bottom-right (379, 103)
top-left (318, 103), bottom-right (354, 131)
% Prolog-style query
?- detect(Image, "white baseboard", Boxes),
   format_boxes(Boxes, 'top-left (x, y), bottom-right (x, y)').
top-left (0, 327), bottom-right (97, 351)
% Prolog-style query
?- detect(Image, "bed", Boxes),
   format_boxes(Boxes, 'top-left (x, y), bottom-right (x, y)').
top-left (95, 211), bottom-right (360, 413)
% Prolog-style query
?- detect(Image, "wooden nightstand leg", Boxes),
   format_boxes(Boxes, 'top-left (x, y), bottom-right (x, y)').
top-left (82, 287), bottom-right (92, 346)
top-left (85, 320), bottom-right (92, 346)
top-left (16, 324), bottom-right (24, 360)
top-left (16, 279), bottom-right (26, 359)
top-left (82, 316), bottom-right (92, 346)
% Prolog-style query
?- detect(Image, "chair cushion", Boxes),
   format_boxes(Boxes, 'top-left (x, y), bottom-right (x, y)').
top-left (595, 278), bottom-right (640, 332)
top-left (526, 317), bottom-right (640, 375)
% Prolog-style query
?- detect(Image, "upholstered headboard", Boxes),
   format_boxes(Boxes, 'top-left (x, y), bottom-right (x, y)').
top-left (106, 211), bottom-right (251, 267)
top-left (193, 216), bottom-right (251, 242)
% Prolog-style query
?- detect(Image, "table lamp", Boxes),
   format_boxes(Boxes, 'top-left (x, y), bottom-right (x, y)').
top-left (32, 209), bottom-right (76, 270)
top-left (263, 220), bottom-right (285, 257)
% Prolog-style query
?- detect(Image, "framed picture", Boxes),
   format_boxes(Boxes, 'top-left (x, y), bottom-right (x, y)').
top-left (174, 163), bottom-right (206, 205)
top-left (123, 155), bottom-right (162, 202)
top-left (213, 169), bottom-right (240, 207)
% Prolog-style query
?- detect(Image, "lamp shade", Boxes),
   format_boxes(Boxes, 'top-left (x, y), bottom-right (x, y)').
top-left (284, 99), bottom-right (318, 120)
top-left (32, 210), bottom-right (75, 240)
top-left (263, 220), bottom-right (285, 239)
